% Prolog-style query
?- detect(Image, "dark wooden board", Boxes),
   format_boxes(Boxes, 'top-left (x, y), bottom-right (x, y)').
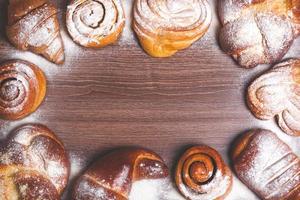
top-left (0, 0), bottom-right (299, 199)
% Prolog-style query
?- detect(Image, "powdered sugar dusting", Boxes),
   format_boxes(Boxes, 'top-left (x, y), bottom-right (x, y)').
top-left (0, 124), bottom-right (69, 195)
top-left (129, 178), bottom-right (178, 200)
top-left (119, 0), bottom-right (135, 44)
top-left (132, 0), bottom-right (212, 56)
top-left (219, 0), bottom-right (299, 67)
top-left (77, 178), bottom-right (117, 200)
top-left (226, 176), bottom-right (259, 200)
top-left (69, 152), bottom-right (86, 181)
top-left (248, 60), bottom-right (300, 136)
top-left (234, 130), bottom-right (300, 199)
top-left (6, 2), bottom-right (65, 64)
top-left (113, 165), bottom-right (130, 190)
top-left (66, 0), bottom-right (125, 47)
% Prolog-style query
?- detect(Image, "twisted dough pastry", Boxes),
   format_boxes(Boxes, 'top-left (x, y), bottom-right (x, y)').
top-left (73, 147), bottom-right (169, 200)
top-left (232, 129), bottom-right (300, 200)
top-left (175, 146), bottom-right (232, 200)
top-left (247, 59), bottom-right (300, 136)
top-left (0, 60), bottom-right (46, 120)
top-left (133, 0), bottom-right (212, 57)
top-left (6, 0), bottom-right (65, 64)
top-left (219, 0), bottom-right (300, 68)
top-left (66, 0), bottom-right (125, 48)
top-left (0, 124), bottom-right (70, 199)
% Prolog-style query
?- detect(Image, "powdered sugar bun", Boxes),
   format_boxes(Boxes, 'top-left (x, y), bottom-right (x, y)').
top-left (232, 129), bottom-right (300, 199)
top-left (6, 0), bottom-right (65, 64)
top-left (0, 60), bottom-right (46, 120)
top-left (219, 0), bottom-right (299, 68)
top-left (0, 124), bottom-right (70, 199)
top-left (133, 0), bottom-right (212, 57)
top-left (72, 147), bottom-right (169, 200)
top-left (66, 0), bottom-right (125, 48)
top-left (247, 59), bottom-right (300, 136)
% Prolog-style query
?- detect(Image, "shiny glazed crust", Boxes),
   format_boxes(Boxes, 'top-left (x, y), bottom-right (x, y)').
top-left (232, 129), bottom-right (300, 200)
top-left (175, 145), bottom-right (232, 200)
top-left (0, 60), bottom-right (46, 120)
top-left (66, 0), bottom-right (125, 48)
top-left (219, 0), bottom-right (300, 68)
top-left (72, 147), bottom-right (169, 200)
top-left (247, 59), bottom-right (300, 136)
top-left (0, 124), bottom-right (70, 199)
top-left (133, 0), bottom-right (212, 57)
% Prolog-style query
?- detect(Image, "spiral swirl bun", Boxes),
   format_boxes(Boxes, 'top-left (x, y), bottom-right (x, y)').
top-left (66, 0), bottom-right (125, 48)
top-left (0, 60), bottom-right (46, 120)
top-left (133, 0), bottom-right (212, 57)
top-left (175, 146), bottom-right (232, 200)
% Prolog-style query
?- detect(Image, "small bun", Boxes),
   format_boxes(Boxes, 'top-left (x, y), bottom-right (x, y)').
top-left (0, 60), bottom-right (46, 120)
top-left (232, 129), bottom-right (300, 199)
top-left (6, 0), bottom-right (65, 64)
top-left (219, 0), bottom-right (299, 68)
top-left (133, 0), bottom-right (212, 57)
top-left (66, 0), bottom-right (125, 48)
top-left (175, 145), bottom-right (232, 200)
top-left (73, 147), bottom-right (169, 200)
top-left (247, 59), bottom-right (300, 136)
top-left (0, 124), bottom-right (70, 199)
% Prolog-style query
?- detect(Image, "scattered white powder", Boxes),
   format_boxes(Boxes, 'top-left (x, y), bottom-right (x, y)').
top-left (69, 152), bottom-right (86, 181)
top-left (226, 176), bottom-right (259, 200)
top-left (119, 0), bottom-right (135, 45)
top-left (129, 178), bottom-right (182, 200)
top-left (112, 165), bottom-right (130, 190)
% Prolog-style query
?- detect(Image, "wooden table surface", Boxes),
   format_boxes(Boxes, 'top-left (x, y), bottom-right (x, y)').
top-left (0, 0), bottom-right (299, 199)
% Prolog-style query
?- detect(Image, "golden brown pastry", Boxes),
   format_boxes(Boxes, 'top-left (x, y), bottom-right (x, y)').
top-left (133, 0), bottom-right (212, 57)
top-left (247, 59), bottom-right (300, 136)
top-left (72, 147), bottom-right (169, 200)
top-left (66, 0), bottom-right (125, 48)
top-left (0, 124), bottom-right (70, 199)
top-left (232, 129), bottom-right (300, 200)
top-left (6, 0), bottom-right (65, 64)
top-left (175, 146), bottom-right (232, 200)
top-left (0, 60), bottom-right (46, 120)
top-left (219, 0), bottom-right (300, 68)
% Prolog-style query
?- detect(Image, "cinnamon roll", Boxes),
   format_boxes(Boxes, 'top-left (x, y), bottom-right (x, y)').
top-left (175, 146), bottom-right (232, 200)
top-left (133, 0), bottom-right (212, 57)
top-left (0, 60), bottom-right (46, 120)
top-left (247, 59), bottom-right (300, 136)
top-left (232, 129), bottom-right (300, 200)
top-left (66, 0), bottom-right (125, 48)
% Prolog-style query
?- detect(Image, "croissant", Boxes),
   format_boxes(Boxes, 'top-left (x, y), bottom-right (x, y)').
top-left (0, 60), bottom-right (46, 120)
top-left (175, 145), bottom-right (232, 200)
top-left (133, 0), bottom-right (212, 57)
top-left (66, 0), bottom-right (125, 48)
top-left (72, 147), bottom-right (169, 200)
top-left (232, 129), bottom-right (300, 200)
top-left (219, 0), bottom-right (300, 68)
top-left (6, 0), bottom-right (65, 64)
top-left (247, 59), bottom-right (300, 136)
top-left (0, 124), bottom-right (70, 199)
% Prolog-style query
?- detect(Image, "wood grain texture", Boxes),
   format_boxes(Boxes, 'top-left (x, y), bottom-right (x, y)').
top-left (0, 0), bottom-right (299, 199)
